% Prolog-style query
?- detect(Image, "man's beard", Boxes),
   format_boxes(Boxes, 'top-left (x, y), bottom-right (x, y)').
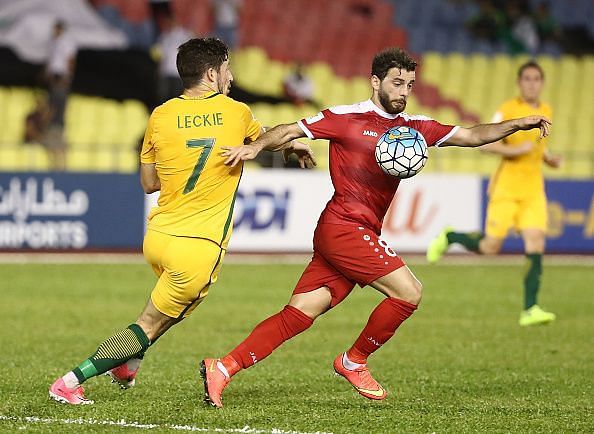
top-left (218, 79), bottom-right (231, 95)
top-left (378, 88), bottom-right (406, 114)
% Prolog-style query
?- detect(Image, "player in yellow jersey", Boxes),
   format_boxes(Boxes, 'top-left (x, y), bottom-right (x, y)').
top-left (49, 37), bottom-right (315, 405)
top-left (427, 60), bottom-right (561, 326)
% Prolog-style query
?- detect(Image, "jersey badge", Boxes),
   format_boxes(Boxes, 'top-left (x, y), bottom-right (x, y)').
top-left (305, 112), bottom-right (324, 124)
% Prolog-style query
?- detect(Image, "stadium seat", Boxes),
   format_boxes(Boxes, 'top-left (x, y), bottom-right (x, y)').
top-left (121, 99), bottom-right (149, 148)
top-left (93, 148), bottom-right (117, 172)
top-left (22, 144), bottom-right (51, 171)
top-left (118, 149), bottom-right (139, 173)
top-left (66, 149), bottom-right (92, 172)
top-left (1, 87), bottom-right (36, 144)
top-left (0, 146), bottom-right (28, 171)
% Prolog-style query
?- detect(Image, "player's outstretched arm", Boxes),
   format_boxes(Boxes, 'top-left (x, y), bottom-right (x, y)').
top-left (442, 115), bottom-right (551, 148)
top-left (222, 122), bottom-right (315, 168)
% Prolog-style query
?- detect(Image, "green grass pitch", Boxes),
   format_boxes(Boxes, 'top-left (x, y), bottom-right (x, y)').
top-left (0, 262), bottom-right (591, 433)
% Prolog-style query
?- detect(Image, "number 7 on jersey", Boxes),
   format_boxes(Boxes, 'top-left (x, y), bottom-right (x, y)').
top-left (183, 138), bottom-right (215, 194)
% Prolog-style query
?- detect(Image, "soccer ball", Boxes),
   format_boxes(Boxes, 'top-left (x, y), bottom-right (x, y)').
top-left (374, 126), bottom-right (428, 179)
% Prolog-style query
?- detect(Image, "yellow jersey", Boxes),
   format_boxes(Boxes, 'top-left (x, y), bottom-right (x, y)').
top-left (488, 97), bottom-right (552, 200)
top-left (141, 92), bottom-right (262, 248)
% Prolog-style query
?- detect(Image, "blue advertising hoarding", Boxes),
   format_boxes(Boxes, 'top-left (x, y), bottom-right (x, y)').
top-left (0, 173), bottom-right (145, 249)
top-left (481, 179), bottom-right (594, 253)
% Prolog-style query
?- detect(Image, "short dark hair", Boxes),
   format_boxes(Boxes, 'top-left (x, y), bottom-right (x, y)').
top-left (372, 47), bottom-right (417, 80)
top-left (518, 60), bottom-right (544, 79)
top-left (176, 37), bottom-right (229, 89)
top-left (54, 20), bottom-right (66, 31)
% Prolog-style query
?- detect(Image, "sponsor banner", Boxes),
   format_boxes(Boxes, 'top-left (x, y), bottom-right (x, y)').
top-left (482, 179), bottom-right (594, 253)
top-left (145, 170), bottom-right (335, 252)
top-left (230, 172), bottom-right (481, 252)
top-left (381, 174), bottom-right (482, 251)
top-left (0, 173), bottom-right (144, 249)
top-left (230, 170), bottom-right (333, 251)
top-left (151, 170), bottom-right (483, 253)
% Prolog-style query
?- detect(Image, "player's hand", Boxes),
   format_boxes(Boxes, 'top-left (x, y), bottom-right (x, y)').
top-left (517, 115), bottom-right (552, 138)
top-left (544, 152), bottom-right (562, 168)
top-left (282, 140), bottom-right (317, 169)
top-left (221, 144), bottom-right (262, 167)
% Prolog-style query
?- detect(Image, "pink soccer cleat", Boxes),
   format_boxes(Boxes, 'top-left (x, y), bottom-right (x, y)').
top-left (333, 353), bottom-right (387, 401)
top-left (106, 363), bottom-right (138, 389)
top-left (49, 378), bottom-right (93, 405)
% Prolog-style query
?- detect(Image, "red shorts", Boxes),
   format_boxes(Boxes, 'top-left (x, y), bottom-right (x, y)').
top-left (293, 223), bottom-right (406, 306)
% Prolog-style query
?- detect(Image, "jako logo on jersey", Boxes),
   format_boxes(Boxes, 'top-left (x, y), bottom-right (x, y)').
top-left (363, 130), bottom-right (378, 137)
top-left (305, 112), bottom-right (324, 124)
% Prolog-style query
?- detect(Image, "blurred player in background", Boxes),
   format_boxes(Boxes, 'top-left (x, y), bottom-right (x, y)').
top-left (201, 48), bottom-right (552, 407)
top-left (48, 37), bottom-right (314, 405)
top-left (427, 60), bottom-right (561, 327)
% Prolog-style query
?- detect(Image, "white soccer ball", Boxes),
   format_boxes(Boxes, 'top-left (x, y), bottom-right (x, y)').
top-left (374, 126), bottom-right (428, 179)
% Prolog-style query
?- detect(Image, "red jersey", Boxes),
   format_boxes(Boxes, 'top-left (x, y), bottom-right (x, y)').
top-left (298, 99), bottom-right (458, 234)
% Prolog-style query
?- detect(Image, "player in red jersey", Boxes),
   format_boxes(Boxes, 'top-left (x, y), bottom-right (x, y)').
top-left (201, 48), bottom-right (551, 407)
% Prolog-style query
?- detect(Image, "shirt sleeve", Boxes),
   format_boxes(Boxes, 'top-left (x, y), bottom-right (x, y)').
top-left (410, 119), bottom-right (459, 147)
top-left (243, 105), bottom-right (263, 143)
top-left (140, 111), bottom-right (156, 164)
top-left (297, 109), bottom-right (348, 140)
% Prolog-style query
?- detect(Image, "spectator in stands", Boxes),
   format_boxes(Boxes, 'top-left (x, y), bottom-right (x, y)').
top-left (93, 0), bottom-right (155, 50)
top-left (24, 96), bottom-right (51, 144)
top-left (44, 20), bottom-right (77, 170)
top-left (211, 0), bottom-right (242, 48)
top-left (282, 63), bottom-right (316, 107)
top-left (505, 0), bottom-right (540, 54)
top-left (466, 0), bottom-right (505, 42)
top-left (534, 2), bottom-right (561, 43)
top-left (157, 15), bottom-right (193, 102)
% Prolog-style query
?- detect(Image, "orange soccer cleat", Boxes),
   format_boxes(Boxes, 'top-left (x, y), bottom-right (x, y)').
top-left (333, 353), bottom-right (387, 400)
top-left (200, 358), bottom-right (231, 408)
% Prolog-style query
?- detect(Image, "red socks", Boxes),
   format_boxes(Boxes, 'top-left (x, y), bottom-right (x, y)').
top-left (346, 297), bottom-right (417, 364)
top-left (222, 305), bottom-right (313, 375)
top-left (221, 298), bottom-right (416, 376)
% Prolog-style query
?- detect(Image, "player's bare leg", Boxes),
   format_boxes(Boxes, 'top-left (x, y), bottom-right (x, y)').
top-left (427, 228), bottom-right (503, 263)
top-left (519, 228), bottom-right (555, 326)
top-left (107, 300), bottom-right (182, 388)
top-left (49, 299), bottom-right (179, 404)
top-left (334, 266), bottom-right (420, 400)
top-left (201, 287), bottom-right (332, 408)
top-left (478, 236), bottom-right (504, 255)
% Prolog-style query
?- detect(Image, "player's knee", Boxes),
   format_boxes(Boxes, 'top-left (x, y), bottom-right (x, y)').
top-left (409, 279), bottom-right (423, 305)
top-left (289, 288), bottom-right (333, 319)
top-left (395, 279), bottom-right (422, 305)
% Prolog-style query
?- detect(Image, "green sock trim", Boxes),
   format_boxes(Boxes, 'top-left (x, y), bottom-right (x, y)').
top-left (128, 323), bottom-right (151, 348)
top-left (79, 359), bottom-right (98, 378)
top-left (446, 231), bottom-right (484, 252)
top-left (74, 324), bottom-right (150, 383)
top-left (524, 253), bottom-right (542, 309)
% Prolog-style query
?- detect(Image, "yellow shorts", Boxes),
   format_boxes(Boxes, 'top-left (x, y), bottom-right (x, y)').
top-left (143, 229), bottom-right (225, 319)
top-left (485, 194), bottom-right (547, 239)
